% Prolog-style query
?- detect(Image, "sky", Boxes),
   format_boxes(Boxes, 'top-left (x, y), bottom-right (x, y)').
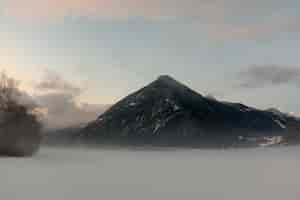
top-left (1, 0), bottom-right (300, 125)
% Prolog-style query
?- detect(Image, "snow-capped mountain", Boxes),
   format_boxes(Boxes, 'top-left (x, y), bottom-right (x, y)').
top-left (80, 75), bottom-right (300, 146)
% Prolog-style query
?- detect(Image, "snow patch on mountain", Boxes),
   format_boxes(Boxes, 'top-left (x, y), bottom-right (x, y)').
top-left (274, 119), bottom-right (286, 129)
top-left (129, 102), bottom-right (137, 106)
top-left (259, 136), bottom-right (284, 147)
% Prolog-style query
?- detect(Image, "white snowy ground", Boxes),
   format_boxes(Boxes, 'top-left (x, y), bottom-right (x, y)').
top-left (1, 146), bottom-right (300, 200)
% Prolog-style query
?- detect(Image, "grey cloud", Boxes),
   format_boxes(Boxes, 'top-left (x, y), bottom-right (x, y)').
top-left (35, 92), bottom-right (110, 129)
top-left (3, 0), bottom-right (300, 43)
top-left (239, 65), bottom-right (300, 88)
top-left (35, 70), bottom-right (81, 95)
top-left (34, 70), bottom-right (110, 129)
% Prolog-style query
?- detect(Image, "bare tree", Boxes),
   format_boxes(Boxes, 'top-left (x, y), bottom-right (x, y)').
top-left (0, 71), bottom-right (42, 156)
top-left (0, 71), bottom-right (20, 109)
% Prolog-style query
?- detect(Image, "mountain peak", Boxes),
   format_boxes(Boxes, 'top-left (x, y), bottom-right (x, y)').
top-left (157, 75), bottom-right (176, 82)
top-left (153, 75), bottom-right (188, 91)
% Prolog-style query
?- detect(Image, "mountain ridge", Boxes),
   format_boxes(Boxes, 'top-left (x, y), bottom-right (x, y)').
top-left (79, 75), bottom-right (300, 147)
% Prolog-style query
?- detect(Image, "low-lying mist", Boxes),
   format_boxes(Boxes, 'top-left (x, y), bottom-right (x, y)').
top-left (1, 145), bottom-right (300, 200)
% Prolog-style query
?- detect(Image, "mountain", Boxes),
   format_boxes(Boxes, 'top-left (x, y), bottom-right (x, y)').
top-left (80, 75), bottom-right (300, 147)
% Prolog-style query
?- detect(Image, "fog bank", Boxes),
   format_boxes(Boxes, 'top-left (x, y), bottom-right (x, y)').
top-left (1, 146), bottom-right (300, 200)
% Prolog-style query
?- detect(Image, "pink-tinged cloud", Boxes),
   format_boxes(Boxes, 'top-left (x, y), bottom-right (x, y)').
top-left (3, 0), bottom-right (227, 21)
top-left (4, 0), bottom-right (124, 20)
top-left (2, 0), bottom-right (299, 39)
top-left (3, 0), bottom-right (298, 23)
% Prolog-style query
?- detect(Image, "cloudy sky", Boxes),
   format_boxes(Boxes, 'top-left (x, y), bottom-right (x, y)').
top-left (1, 0), bottom-right (300, 120)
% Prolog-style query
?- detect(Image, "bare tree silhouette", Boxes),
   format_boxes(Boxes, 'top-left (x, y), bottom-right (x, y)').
top-left (0, 71), bottom-right (42, 156)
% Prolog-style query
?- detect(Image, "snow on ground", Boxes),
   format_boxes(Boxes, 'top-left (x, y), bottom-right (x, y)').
top-left (1, 146), bottom-right (300, 200)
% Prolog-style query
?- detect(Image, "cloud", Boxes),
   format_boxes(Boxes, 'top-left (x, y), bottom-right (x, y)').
top-left (1, 0), bottom-right (296, 22)
top-left (35, 70), bottom-right (81, 95)
top-left (204, 17), bottom-right (300, 41)
top-left (34, 70), bottom-right (110, 129)
top-left (2, 0), bottom-right (299, 41)
top-left (0, 68), bottom-right (110, 129)
top-left (239, 65), bottom-right (300, 88)
top-left (34, 92), bottom-right (110, 129)
top-left (2, 0), bottom-right (225, 20)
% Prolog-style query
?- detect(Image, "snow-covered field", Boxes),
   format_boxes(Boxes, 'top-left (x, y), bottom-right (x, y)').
top-left (1, 146), bottom-right (300, 200)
